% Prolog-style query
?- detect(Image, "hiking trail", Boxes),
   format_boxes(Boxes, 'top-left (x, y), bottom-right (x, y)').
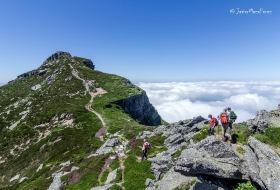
top-left (70, 64), bottom-right (107, 141)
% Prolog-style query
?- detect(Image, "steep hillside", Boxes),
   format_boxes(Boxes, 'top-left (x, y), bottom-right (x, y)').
top-left (0, 52), bottom-right (164, 189)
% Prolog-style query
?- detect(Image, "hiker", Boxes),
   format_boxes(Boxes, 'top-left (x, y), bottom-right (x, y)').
top-left (141, 139), bottom-right (151, 161)
top-left (208, 114), bottom-right (218, 136)
top-left (227, 107), bottom-right (237, 136)
top-left (219, 108), bottom-right (229, 140)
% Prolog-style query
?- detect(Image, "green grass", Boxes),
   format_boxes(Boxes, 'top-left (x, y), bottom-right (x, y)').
top-left (192, 126), bottom-right (208, 143)
top-left (174, 180), bottom-right (196, 190)
top-left (234, 181), bottom-right (257, 190)
top-left (123, 156), bottom-right (154, 190)
top-left (100, 170), bottom-right (110, 184)
top-left (230, 124), bottom-right (253, 145)
top-left (110, 184), bottom-right (122, 190)
top-left (254, 127), bottom-right (280, 147)
top-left (110, 159), bottom-right (120, 170)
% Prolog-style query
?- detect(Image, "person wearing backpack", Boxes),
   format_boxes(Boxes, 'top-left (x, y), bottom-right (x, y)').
top-left (227, 107), bottom-right (237, 137)
top-left (141, 139), bottom-right (151, 161)
top-left (219, 108), bottom-right (229, 141)
top-left (208, 114), bottom-right (218, 136)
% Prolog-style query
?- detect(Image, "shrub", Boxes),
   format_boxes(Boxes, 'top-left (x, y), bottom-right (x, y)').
top-left (235, 181), bottom-right (256, 190)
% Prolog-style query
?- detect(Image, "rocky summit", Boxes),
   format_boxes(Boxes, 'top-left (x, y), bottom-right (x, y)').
top-left (1, 52), bottom-right (280, 190)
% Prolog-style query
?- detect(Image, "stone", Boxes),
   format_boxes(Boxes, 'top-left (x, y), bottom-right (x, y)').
top-left (90, 184), bottom-right (113, 190)
top-left (82, 59), bottom-right (95, 70)
top-left (17, 70), bottom-right (37, 78)
top-left (19, 177), bottom-right (28, 183)
top-left (105, 169), bottom-right (117, 184)
top-left (44, 74), bottom-right (56, 84)
top-left (71, 166), bottom-right (79, 172)
top-left (112, 92), bottom-right (162, 126)
top-left (30, 84), bottom-right (42, 91)
top-left (65, 76), bottom-right (72, 82)
top-left (242, 136), bottom-right (280, 189)
top-left (164, 133), bottom-right (185, 148)
top-left (36, 164), bottom-right (43, 172)
top-left (174, 136), bottom-right (248, 180)
top-left (42, 51), bottom-right (71, 65)
top-left (137, 131), bottom-right (156, 139)
top-left (10, 174), bottom-right (20, 182)
top-left (154, 169), bottom-right (197, 190)
top-left (106, 138), bottom-right (119, 147)
top-left (59, 160), bottom-right (70, 167)
top-left (48, 172), bottom-right (62, 190)
top-left (246, 110), bottom-right (270, 133)
top-left (38, 69), bottom-right (48, 76)
top-left (145, 178), bottom-right (155, 187)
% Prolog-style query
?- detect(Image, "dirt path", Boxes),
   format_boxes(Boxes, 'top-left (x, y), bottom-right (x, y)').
top-left (70, 64), bottom-right (107, 141)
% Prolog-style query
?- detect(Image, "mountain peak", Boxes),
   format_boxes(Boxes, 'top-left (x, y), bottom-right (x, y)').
top-left (42, 51), bottom-right (71, 65)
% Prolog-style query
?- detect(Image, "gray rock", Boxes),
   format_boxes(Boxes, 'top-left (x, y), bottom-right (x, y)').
top-left (246, 110), bottom-right (270, 133)
top-left (243, 136), bottom-right (280, 190)
top-left (150, 162), bottom-right (169, 180)
top-left (19, 177), bottom-right (28, 183)
top-left (112, 92), bottom-right (162, 126)
top-left (90, 184), bottom-right (113, 190)
top-left (10, 174), bottom-right (20, 182)
top-left (17, 70), bottom-right (37, 78)
top-left (145, 178), bottom-right (155, 187)
top-left (175, 136), bottom-right (248, 180)
top-left (82, 59), bottom-right (95, 70)
top-left (137, 131), bottom-right (156, 139)
top-left (44, 74), bottom-right (56, 84)
top-left (164, 133), bottom-right (185, 148)
top-left (36, 164), bottom-right (43, 172)
top-left (30, 84), bottom-right (41, 91)
top-left (38, 69), bottom-right (48, 76)
top-left (48, 172), bottom-right (62, 190)
top-left (154, 169), bottom-right (197, 190)
top-left (42, 51), bottom-right (71, 65)
top-left (184, 132), bottom-right (196, 142)
top-left (105, 169), bottom-right (117, 184)
top-left (71, 166), bottom-right (79, 172)
top-left (106, 138), bottom-right (119, 147)
top-left (59, 160), bottom-right (70, 167)
top-left (65, 76), bottom-right (72, 82)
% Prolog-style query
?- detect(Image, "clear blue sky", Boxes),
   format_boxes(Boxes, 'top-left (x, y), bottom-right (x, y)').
top-left (0, 0), bottom-right (279, 85)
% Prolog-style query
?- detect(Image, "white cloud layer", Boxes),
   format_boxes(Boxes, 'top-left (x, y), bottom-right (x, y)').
top-left (138, 81), bottom-right (280, 123)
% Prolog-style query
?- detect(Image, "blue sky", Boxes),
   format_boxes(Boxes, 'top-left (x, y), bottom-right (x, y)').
top-left (0, 0), bottom-right (279, 85)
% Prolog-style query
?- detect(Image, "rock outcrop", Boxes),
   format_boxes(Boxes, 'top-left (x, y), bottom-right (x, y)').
top-left (243, 136), bottom-right (280, 190)
top-left (246, 106), bottom-right (280, 133)
top-left (43, 51), bottom-right (71, 65)
top-left (113, 92), bottom-right (162, 126)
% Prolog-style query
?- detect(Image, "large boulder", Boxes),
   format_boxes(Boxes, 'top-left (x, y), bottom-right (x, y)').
top-left (246, 110), bottom-right (270, 133)
top-left (242, 136), bottom-right (280, 190)
top-left (174, 136), bottom-right (249, 180)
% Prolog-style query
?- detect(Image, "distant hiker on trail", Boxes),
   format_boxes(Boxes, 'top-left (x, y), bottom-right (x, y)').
top-left (219, 108), bottom-right (229, 141)
top-left (227, 107), bottom-right (237, 137)
top-left (141, 139), bottom-right (151, 161)
top-left (208, 114), bottom-right (218, 136)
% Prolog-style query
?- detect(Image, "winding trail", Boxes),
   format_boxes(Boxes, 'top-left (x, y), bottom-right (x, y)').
top-left (70, 64), bottom-right (107, 141)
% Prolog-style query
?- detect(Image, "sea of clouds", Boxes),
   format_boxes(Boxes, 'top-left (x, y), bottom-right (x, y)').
top-left (138, 81), bottom-right (280, 123)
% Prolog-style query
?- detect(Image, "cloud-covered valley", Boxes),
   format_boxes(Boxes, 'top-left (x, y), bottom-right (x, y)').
top-left (138, 81), bottom-right (280, 123)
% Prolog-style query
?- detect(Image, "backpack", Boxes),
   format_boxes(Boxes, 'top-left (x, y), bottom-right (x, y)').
top-left (229, 111), bottom-right (237, 120)
top-left (220, 113), bottom-right (228, 124)
top-left (144, 142), bottom-right (151, 151)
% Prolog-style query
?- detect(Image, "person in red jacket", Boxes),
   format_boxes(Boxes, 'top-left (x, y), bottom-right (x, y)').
top-left (219, 108), bottom-right (229, 140)
top-left (208, 114), bottom-right (217, 136)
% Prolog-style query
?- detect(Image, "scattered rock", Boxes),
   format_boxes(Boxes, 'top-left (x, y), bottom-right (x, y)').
top-left (71, 166), bottom-right (79, 172)
top-left (30, 84), bottom-right (42, 91)
top-left (10, 174), bottom-right (20, 182)
top-left (105, 169), bottom-right (117, 184)
top-left (36, 164), bottom-right (43, 172)
top-left (106, 138), bottom-right (119, 147)
top-left (43, 51), bottom-right (71, 65)
top-left (48, 172), bottom-right (62, 190)
top-left (137, 131), bottom-right (156, 139)
top-left (164, 133), bottom-right (185, 148)
top-left (19, 177), bottom-right (28, 183)
top-left (65, 76), bottom-right (72, 82)
top-left (90, 184), bottom-right (113, 190)
top-left (38, 69), bottom-right (48, 76)
top-left (59, 160), bottom-right (70, 167)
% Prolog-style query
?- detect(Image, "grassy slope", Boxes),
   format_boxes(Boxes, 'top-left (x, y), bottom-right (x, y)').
top-left (0, 56), bottom-right (164, 189)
